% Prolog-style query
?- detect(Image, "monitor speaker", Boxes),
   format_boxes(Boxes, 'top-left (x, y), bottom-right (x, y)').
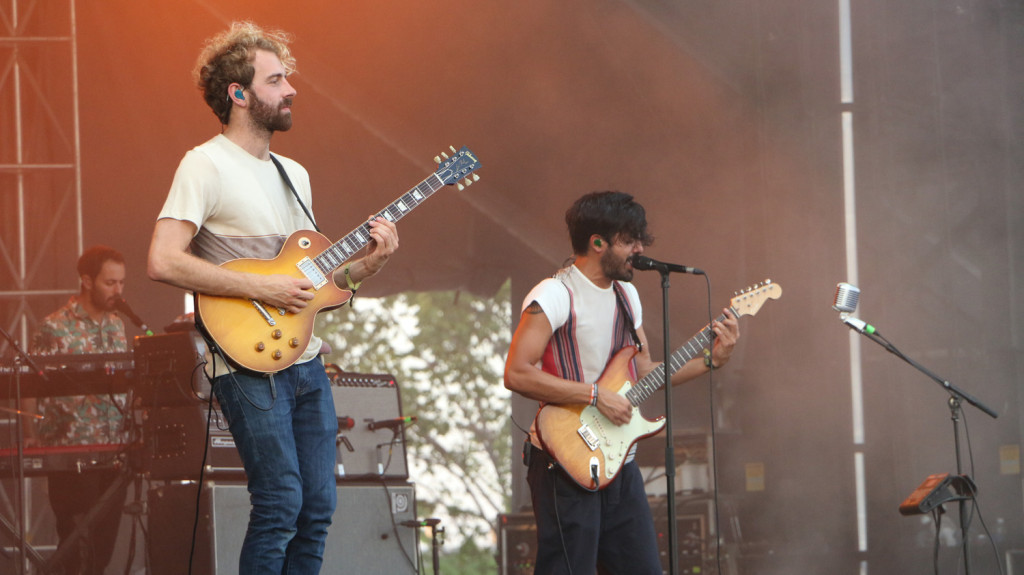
top-left (148, 482), bottom-right (418, 574)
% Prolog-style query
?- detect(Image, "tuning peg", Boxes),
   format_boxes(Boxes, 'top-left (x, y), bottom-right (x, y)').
top-left (457, 183), bottom-right (465, 191)
top-left (463, 177), bottom-right (474, 187)
top-left (472, 174), bottom-right (480, 182)
top-left (434, 155), bottom-right (441, 163)
top-left (441, 152), bottom-right (450, 160)
top-left (449, 145), bottom-right (457, 154)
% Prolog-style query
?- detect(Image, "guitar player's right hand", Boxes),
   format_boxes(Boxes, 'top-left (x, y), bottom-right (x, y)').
top-left (596, 389), bottom-right (632, 426)
top-left (255, 274), bottom-right (315, 314)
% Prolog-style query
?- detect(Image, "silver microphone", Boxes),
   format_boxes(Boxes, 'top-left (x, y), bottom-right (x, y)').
top-left (832, 283), bottom-right (860, 313)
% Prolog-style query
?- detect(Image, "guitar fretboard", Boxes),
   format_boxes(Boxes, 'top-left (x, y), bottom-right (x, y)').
top-left (311, 174), bottom-right (445, 274)
top-left (624, 310), bottom-right (731, 407)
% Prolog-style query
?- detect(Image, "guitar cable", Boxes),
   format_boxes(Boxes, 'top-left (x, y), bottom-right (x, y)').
top-left (700, 272), bottom-right (726, 575)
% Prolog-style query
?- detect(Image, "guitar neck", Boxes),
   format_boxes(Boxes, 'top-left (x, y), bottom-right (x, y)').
top-left (312, 174), bottom-right (445, 274)
top-left (625, 309), bottom-right (732, 407)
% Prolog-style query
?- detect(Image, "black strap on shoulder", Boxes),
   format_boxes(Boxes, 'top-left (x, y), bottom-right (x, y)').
top-left (612, 282), bottom-right (643, 353)
top-left (270, 153), bottom-right (320, 233)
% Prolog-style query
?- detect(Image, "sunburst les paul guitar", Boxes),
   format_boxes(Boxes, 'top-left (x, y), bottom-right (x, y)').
top-left (195, 146), bottom-right (482, 373)
top-left (535, 280), bottom-right (782, 491)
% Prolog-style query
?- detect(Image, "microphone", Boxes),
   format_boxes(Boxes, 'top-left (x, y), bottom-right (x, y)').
top-left (832, 282), bottom-right (860, 313)
top-left (367, 415), bottom-right (417, 431)
top-left (115, 298), bottom-right (154, 336)
top-left (400, 518), bottom-right (442, 528)
top-left (630, 254), bottom-right (704, 275)
top-left (832, 282), bottom-right (877, 335)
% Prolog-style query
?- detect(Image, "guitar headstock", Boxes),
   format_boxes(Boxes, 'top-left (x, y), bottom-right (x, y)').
top-left (729, 280), bottom-right (782, 318)
top-left (434, 145), bottom-right (482, 190)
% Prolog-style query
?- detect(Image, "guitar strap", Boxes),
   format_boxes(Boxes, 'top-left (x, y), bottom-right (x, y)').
top-left (270, 154), bottom-right (321, 233)
top-left (612, 281), bottom-right (643, 353)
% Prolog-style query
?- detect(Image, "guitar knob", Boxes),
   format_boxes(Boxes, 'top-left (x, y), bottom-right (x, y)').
top-left (289, 338), bottom-right (300, 348)
top-left (272, 350), bottom-right (283, 360)
top-left (272, 329), bottom-right (283, 339)
top-left (255, 342), bottom-right (266, 352)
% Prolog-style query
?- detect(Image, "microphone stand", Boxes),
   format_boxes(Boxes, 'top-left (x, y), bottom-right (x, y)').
top-left (0, 325), bottom-right (47, 575)
top-left (654, 267), bottom-right (681, 575)
top-left (852, 325), bottom-right (997, 575)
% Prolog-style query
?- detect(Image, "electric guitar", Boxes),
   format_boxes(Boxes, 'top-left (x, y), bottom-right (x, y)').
top-left (534, 280), bottom-right (782, 491)
top-left (195, 146), bottom-right (482, 373)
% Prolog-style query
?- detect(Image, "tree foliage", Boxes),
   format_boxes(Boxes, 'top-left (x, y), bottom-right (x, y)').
top-left (316, 280), bottom-right (513, 570)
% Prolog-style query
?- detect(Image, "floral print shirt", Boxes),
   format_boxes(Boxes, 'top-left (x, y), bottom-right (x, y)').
top-left (31, 296), bottom-right (129, 446)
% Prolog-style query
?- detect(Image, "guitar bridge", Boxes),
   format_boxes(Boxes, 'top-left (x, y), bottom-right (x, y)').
top-left (577, 424), bottom-right (600, 452)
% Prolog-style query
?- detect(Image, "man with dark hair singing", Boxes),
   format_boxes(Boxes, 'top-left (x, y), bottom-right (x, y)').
top-left (148, 22), bottom-right (398, 574)
top-left (504, 191), bottom-right (739, 574)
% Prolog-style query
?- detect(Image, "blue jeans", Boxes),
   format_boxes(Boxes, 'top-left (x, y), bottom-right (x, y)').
top-left (213, 358), bottom-right (338, 575)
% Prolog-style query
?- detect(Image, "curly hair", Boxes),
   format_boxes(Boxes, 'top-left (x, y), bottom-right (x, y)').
top-left (565, 191), bottom-right (654, 255)
top-left (193, 22), bottom-right (297, 125)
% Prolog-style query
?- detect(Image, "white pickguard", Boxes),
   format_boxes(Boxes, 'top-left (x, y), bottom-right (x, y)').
top-left (576, 381), bottom-right (665, 479)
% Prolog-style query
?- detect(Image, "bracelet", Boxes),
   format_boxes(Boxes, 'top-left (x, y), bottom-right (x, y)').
top-left (343, 263), bottom-right (363, 292)
top-left (343, 263), bottom-right (363, 306)
top-left (590, 383), bottom-right (599, 406)
top-left (703, 348), bottom-right (714, 369)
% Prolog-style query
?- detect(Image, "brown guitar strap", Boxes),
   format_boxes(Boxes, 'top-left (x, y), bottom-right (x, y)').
top-left (270, 154), bottom-right (321, 233)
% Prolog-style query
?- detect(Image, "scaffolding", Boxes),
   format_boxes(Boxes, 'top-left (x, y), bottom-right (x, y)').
top-left (0, 0), bottom-right (82, 352)
top-left (0, 2), bottom-right (81, 572)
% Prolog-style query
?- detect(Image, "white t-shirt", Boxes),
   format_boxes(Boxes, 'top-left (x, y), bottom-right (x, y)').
top-left (158, 134), bottom-right (323, 367)
top-left (524, 264), bottom-right (643, 383)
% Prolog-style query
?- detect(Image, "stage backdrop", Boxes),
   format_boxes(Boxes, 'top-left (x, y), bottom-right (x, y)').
top-left (1, 1), bottom-right (1021, 572)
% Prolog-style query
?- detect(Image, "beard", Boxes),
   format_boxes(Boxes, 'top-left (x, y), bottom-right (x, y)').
top-left (91, 289), bottom-right (119, 312)
top-left (248, 92), bottom-right (293, 133)
top-left (600, 249), bottom-right (634, 282)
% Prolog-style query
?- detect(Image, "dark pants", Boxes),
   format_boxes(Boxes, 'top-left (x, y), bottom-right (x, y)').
top-left (47, 468), bottom-right (128, 575)
top-left (526, 444), bottom-right (662, 575)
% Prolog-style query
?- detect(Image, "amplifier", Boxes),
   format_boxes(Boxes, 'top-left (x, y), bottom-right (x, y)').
top-left (143, 405), bottom-right (243, 480)
top-left (497, 512), bottom-right (537, 575)
top-left (497, 503), bottom-right (707, 575)
top-left (329, 368), bottom-right (409, 480)
top-left (141, 368), bottom-right (408, 480)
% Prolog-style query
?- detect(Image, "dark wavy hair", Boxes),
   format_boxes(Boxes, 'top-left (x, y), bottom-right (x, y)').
top-left (565, 191), bottom-right (654, 255)
top-left (193, 22), bottom-right (296, 125)
top-left (77, 245), bottom-right (124, 281)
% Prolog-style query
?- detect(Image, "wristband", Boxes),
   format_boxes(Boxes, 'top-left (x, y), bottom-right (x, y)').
top-left (344, 263), bottom-right (363, 291)
top-left (590, 383), bottom-right (599, 406)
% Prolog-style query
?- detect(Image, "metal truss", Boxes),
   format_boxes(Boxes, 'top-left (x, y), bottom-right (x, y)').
top-left (0, 0), bottom-right (82, 353)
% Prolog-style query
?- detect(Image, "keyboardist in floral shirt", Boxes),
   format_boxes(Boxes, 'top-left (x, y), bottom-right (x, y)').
top-left (29, 245), bottom-right (130, 575)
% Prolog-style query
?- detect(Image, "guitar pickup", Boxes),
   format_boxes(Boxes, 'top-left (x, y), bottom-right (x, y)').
top-left (577, 424), bottom-right (600, 452)
top-left (296, 257), bottom-right (329, 290)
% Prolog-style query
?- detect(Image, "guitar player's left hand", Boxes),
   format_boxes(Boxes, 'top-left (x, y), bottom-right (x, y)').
top-left (363, 216), bottom-right (399, 275)
top-left (710, 308), bottom-right (740, 368)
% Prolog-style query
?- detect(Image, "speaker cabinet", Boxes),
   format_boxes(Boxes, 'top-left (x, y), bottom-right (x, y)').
top-left (498, 513), bottom-right (537, 575)
top-left (148, 482), bottom-right (418, 575)
top-left (498, 502), bottom-right (708, 575)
